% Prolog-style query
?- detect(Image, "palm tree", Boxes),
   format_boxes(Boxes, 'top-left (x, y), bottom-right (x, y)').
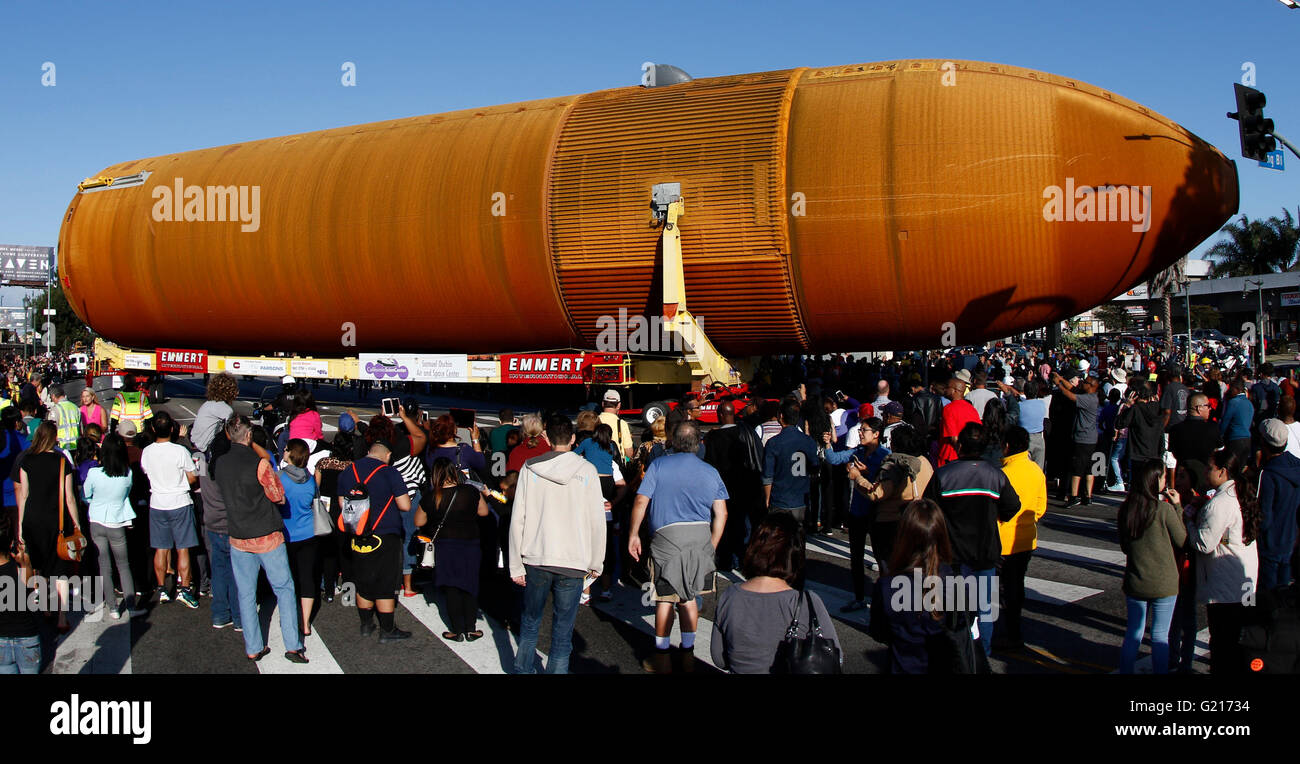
top-left (1206, 208), bottom-right (1300, 277)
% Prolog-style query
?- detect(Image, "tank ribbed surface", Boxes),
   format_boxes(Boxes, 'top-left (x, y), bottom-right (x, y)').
top-left (548, 70), bottom-right (809, 353)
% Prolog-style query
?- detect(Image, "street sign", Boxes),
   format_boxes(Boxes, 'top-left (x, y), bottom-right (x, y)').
top-left (1259, 149), bottom-right (1285, 171)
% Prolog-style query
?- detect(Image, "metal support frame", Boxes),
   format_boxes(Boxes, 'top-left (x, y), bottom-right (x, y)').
top-left (653, 184), bottom-right (741, 389)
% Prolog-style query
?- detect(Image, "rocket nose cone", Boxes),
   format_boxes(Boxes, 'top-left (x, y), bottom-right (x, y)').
top-left (785, 62), bottom-right (1242, 352)
top-left (1047, 89), bottom-right (1240, 298)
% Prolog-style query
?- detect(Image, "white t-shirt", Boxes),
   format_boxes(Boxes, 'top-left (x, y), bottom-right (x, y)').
top-left (1286, 421), bottom-right (1300, 461)
top-left (141, 441), bottom-right (196, 510)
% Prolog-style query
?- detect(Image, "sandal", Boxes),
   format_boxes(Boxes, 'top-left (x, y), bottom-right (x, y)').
top-left (247, 647), bottom-right (271, 662)
top-left (465, 630), bottom-right (484, 642)
top-left (284, 649), bottom-right (310, 664)
top-left (442, 631), bottom-right (465, 642)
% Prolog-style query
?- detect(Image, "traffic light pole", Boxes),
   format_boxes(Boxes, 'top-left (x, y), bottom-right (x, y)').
top-left (1272, 131), bottom-right (1300, 160)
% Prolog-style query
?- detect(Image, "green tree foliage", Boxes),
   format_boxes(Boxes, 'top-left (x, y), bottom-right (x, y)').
top-left (1206, 208), bottom-right (1300, 277)
top-left (1094, 304), bottom-right (1132, 333)
top-left (26, 285), bottom-right (91, 352)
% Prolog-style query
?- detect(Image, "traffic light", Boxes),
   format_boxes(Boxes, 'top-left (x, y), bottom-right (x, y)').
top-left (1228, 83), bottom-right (1277, 161)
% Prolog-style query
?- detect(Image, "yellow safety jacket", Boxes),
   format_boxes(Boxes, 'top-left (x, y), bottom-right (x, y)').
top-left (53, 399), bottom-right (81, 448)
top-left (111, 391), bottom-right (153, 424)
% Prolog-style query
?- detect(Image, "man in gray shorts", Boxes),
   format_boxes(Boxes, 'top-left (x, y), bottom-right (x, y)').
top-left (140, 412), bottom-right (199, 608)
top-left (629, 421), bottom-right (727, 674)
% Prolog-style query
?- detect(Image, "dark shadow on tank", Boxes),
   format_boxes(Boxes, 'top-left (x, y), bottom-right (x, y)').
top-left (1102, 134), bottom-right (1240, 299)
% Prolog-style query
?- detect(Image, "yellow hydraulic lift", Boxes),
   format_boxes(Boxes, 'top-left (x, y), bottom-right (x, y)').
top-left (651, 182), bottom-right (743, 388)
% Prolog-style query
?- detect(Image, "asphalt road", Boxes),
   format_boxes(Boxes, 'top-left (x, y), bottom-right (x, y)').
top-left (36, 375), bottom-right (1203, 675)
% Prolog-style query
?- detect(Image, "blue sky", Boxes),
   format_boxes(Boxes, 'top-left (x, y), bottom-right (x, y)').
top-left (0, 0), bottom-right (1294, 307)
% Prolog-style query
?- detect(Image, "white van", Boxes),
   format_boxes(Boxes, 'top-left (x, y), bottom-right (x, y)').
top-left (69, 353), bottom-right (89, 373)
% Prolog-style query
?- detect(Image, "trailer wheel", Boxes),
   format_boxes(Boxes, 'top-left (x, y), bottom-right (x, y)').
top-left (643, 401), bottom-right (669, 426)
top-left (148, 381), bottom-right (165, 404)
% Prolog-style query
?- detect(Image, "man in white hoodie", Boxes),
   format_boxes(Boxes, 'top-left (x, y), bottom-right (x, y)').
top-left (509, 415), bottom-right (607, 674)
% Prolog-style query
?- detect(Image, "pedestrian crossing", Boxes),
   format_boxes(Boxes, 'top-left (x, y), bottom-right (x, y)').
top-left (803, 531), bottom-right (1108, 605)
top-left (399, 591), bottom-right (542, 674)
top-left (42, 509), bottom-right (1159, 675)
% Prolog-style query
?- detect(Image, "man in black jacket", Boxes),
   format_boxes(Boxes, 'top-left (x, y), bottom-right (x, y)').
top-left (925, 423), bottom-right (1021, 656)
top-left (703, 401), bottom-right (764, 571)
top-left (213, 415), bottom-right (308, 665)
top-left (907, 375), bottom-right (942, 446)
top-left (1116, 382), bottom-right (1164, 476)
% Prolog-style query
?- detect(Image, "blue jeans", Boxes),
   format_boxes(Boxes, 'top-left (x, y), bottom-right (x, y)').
top-left (960, 564), bottom-right (997, 656)
top-left (401, 493), bottom-right (421, 575)
top-left (1108, 435), bottom-right (1128, 489)
top-left (230, 541), bottom-right (302, 655)
top-left (514, 565), bottom-right (584, 674)
top-left (1121, 595), bottom-right (1177, 674)
top-left (207, 531), bottom-right (241, 629)
top-left (0, 635), bottom-right (41, 674)
top-left (1259, 557), bottom-right (1293, 591)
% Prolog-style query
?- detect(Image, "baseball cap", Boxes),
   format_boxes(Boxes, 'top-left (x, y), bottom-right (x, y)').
top-left (953, 369), bottom-right (972, 385)
top-left (602, 389), bottom-right (621, 404)
top-left (281, 375), bottom-right (296, 385)
top-left (338, 413), bottom-right (356, 432)
top-left (1260, 419), bottom-right (1288, 449)
top-left (882, 401), bottom-right (904, 417)
top-left (370, 438), bottom-right (394, 453)
top-left (857, 403), bottom-right (874, 419)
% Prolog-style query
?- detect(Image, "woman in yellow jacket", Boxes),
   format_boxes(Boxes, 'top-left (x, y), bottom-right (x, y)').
top-left (998, 426), bottom-right (1048, 649)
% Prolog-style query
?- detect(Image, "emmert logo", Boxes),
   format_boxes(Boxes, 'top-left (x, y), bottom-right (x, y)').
top-left (49, 694), bottom-right (151, 745)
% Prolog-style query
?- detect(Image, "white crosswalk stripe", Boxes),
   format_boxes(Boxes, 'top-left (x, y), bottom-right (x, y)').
top-left (400, 591), bottom-right (541, 673)
top-left (804, 530), bottom-right (1101, 604)
top-left (590, 585), bottom-right (722, 671)
top-left (1034, 539), bottom-right (1126, 568)
top-left (256, 604), bottom-right (343, 674)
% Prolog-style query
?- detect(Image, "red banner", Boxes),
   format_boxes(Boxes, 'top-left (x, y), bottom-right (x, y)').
top-left (155, 348), bottom-right (208, 374)
top-left (500, 352), bottom-right (624, 384)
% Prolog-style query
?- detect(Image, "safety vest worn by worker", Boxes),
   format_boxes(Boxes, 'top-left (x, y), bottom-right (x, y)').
top-left (53, 399), bottom-right (81, 448)
top-left (111, 391), bottom-right (153, 425)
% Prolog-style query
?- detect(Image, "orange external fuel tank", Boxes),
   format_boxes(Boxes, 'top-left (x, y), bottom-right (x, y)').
top-left (59, 60), bottom-right (1238, 355)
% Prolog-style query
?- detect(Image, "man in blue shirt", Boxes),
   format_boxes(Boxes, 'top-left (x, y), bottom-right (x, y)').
top-left (763, 400), bottom-right (819, 528)
top-left (629, 422), bottom-right (727, 673)
top-left (822, 417), bottom-right (890, 611)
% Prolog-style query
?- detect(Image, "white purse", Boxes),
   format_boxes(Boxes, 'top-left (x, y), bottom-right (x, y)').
top-left (418, 489), bottom-right (455, 568)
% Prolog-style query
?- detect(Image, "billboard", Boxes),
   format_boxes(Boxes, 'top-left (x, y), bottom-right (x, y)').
top-left (358, 354), bottom-right (468, 383)
top-left (0, 307), bottom-right (28, 331)
top-left (0, 245), bottom-right (54, 285)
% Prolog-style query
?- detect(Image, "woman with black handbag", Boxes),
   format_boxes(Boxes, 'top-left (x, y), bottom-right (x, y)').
top-left (15, 421), bottom-right (83, 634)
top-left (709, 512), bottom-right (841, 673)
top-left (415, 457), bottom-right (490, 642)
